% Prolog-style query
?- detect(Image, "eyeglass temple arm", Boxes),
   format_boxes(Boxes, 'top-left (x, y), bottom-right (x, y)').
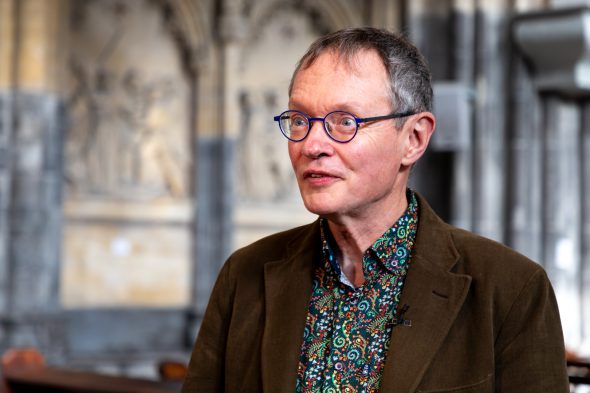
top-left (357, 111), bottom-right (415, 123)
top-left (274, 115), bottom-right (324, 122)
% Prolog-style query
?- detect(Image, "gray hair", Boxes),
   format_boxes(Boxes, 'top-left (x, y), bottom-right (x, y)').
top-left (289, 27), bottom-right (433, 117)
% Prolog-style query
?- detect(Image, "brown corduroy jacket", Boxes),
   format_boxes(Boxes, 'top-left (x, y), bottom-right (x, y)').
top-left (182, 195), bottom-right (569, 393)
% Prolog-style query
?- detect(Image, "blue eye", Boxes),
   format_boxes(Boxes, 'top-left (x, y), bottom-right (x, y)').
top-left (327, 112), bottom-right (356, 132)
top-left (340, 117), bottom-right (355, 127)
top-left (292, 116), bottom-right (307, 127)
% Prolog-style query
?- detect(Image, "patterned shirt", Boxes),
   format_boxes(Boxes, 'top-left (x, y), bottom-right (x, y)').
top-left (296, 191), bottom-right (419, 393)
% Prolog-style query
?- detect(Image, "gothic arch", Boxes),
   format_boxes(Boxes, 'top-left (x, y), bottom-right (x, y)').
top-left (247, 0), bottom-right (363, 43)
top-left (312, 0), bottom-right (363, 30)
top-left (160, 0), bottom-right (212, 73)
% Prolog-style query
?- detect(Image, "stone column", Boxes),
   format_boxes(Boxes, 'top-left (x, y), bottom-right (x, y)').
top-left (406, 0), bottom-right (476, 228)
top-left (0, 0), bottom-right (68, 362)
top-left (507, 57), bottom-right (543, 262)
top-left (582, 102), bottom-right (590, 355)
top-left (0, 0), bottom-right (17, 346)
top-left (513, 6), bottom-right (590, 352)
top-left (189, 0), bottom-right (242, 336)
top-left (542, 97), bottom-right (582, 349)
top-left (406, 0), bottom-right (455, 221)
top-left (472, 0), bottom-right (510, 242)
top-left (450, 0), bottom-right (476, 231)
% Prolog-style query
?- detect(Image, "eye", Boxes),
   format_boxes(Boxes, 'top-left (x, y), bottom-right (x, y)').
top-left (340, 117), bottom-right (355, 127)
top-left (291, 114), bottom-right (307, 128)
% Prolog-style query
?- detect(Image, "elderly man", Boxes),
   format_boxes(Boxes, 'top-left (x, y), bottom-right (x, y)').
top-left (182, 28), bottom-right (569, 392)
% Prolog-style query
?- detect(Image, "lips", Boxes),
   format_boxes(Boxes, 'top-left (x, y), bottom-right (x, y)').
top-left (302, 169), bottom-right (341, 185)
top-left (303, 169), bottom-right (335, 178)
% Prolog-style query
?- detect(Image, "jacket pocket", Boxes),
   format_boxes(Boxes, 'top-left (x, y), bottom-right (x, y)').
top-left (416, 373), bottom-right (492, 393)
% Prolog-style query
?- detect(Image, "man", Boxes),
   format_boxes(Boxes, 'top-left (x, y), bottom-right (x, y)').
top-left (182, 28), bottom-right (569, 392)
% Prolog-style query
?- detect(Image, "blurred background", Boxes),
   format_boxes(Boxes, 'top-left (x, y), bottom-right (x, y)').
top-left (0, 0), bottom-right (589, 383)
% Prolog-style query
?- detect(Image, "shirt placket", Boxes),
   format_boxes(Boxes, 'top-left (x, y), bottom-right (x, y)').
top-left (330, 276), bottom-right (375, 388)
top-left (300, 191), bottom-right (418, 393)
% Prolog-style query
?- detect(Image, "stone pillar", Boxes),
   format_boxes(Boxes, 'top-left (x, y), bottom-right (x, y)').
top-left (407, 0), bottom-right (453, 80)
top-left (513, 6), bottom-right (590, 353)
top-left (189, 0), bottom-right (241, 334)
top-left (0, 0), bottom-right (68, 361)
top-left (407, 0), bottom-right (455, 221)
top-left (406, 0), bottom-right (476, 228)
top-left (472, 0), bottom-right (510, 242)
top-left (0, 0), bottom-right (17, 346)
top-left (582, 103), bottom-right (590, 355)
top-left (542, 97), bottom-right (583, 349)
top-left (450, 0), bottom-right (476, 231)
top-left (507, 57), bottom-right (543, 262)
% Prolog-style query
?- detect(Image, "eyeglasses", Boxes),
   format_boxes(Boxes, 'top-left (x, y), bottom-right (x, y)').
top-left (273, 110), bottom-right (415, 143)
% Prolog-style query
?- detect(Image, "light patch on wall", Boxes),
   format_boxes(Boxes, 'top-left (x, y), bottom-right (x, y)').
top-left (110, 235), bottom-right (131, 258)
top-left (61, 223), bottom-right (191, 307)
top-left (556, 237), bottom-right (575, 271)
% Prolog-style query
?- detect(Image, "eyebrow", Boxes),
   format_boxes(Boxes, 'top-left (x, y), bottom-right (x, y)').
top-left (287, 101), bottom-right (365, 116)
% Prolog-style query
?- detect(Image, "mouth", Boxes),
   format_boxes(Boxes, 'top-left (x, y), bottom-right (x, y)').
top-left (304, 170), bottom-right (334, 178)
top-left (302, 170), bottom-right (340, 185)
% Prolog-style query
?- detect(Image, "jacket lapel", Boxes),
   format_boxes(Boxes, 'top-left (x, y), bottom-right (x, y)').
top-left (259, 196), bottom-right (472, 392)
top-left (381, 195), bottom-right (472, 393)
top-left (261, 221), bottom-right (320, 393)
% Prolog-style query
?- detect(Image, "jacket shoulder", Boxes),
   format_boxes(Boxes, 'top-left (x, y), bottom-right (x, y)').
top-left (224, 221), bottom-right (319, 273)
top-left (446, 224), bottom-right (544, 277)
top-left (414, 192), bottom-right (545, 280)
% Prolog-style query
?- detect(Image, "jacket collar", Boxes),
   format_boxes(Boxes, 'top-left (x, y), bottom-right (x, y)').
top-left (261, 220), bottom-right (321, 392)
top-left (381, 194), bottom-right (472, 393)
top-left (261, 194), bottom-right (472, 392)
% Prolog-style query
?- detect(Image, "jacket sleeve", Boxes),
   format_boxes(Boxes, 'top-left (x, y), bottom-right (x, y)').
top-left (494, 268), bottom-right (569, 392)
top-left (181, 260), bottom-right (232, 393)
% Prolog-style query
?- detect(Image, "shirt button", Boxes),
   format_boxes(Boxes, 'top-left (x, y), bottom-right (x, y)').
top-left (362, 363), bottom-right (369, 376)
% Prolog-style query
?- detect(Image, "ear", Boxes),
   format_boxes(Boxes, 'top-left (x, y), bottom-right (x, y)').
top-left (401, 112), bottom-right (435, 166)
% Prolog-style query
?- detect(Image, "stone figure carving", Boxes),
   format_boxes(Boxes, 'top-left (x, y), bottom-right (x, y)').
top-left (235, 7), bottom-right (326, 203)
top-left (66, 0), bottom-right (189, 201)
top-left (237, 89), bottom-right (295, 201)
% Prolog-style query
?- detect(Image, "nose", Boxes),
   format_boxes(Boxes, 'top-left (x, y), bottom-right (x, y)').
top-left (300, 119), bottom-right (334, 159)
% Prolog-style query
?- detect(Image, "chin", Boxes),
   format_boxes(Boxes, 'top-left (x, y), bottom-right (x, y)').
top-left (301, 196), bottom-right (342, 217)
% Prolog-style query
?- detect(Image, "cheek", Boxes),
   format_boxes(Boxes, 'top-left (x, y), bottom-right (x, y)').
top-left (288, 143), bottom-right (300, 170)
top-left (348, 143), bottom-right (400, 184)
top-left (350, 137), bottom-right (399, 168)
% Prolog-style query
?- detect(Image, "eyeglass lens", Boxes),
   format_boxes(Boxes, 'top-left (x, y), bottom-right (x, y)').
top-left (279, 111), bottom-right (357, 142)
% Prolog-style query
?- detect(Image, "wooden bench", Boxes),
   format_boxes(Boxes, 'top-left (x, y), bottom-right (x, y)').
top-left (2, 348), bottom-right (181, 393)
top-left (568, 358), bottom-right (590, 387)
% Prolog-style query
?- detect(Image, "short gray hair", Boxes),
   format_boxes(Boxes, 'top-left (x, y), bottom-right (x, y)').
top-left (289, 27), bottom-right (433, 116)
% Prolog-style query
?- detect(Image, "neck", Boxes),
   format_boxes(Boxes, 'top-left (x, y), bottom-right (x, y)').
top-left (325, 189), bottom-right (409, 287)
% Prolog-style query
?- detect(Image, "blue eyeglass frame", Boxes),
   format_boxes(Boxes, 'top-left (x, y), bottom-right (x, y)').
top-left (273, 109), bottom-right (415, 143)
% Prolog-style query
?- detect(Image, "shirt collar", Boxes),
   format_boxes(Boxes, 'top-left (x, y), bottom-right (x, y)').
top-left (319, 189), bottom-right (419, 278)
top-left (370, 190), bottom-right (418, 273)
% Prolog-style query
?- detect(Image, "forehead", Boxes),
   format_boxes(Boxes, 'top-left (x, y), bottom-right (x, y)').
top-left (289, 49), bottom-right (390, 112)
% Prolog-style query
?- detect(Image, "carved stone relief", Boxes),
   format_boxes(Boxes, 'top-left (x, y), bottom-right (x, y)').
top-left (66, 0), bottom-right (190, 201)
top-left (237, 89), bottom-right (292, 201)
top-left (236, 8), bottom-right (321, 202)
top-left (62, 0), bottom-right (192, 307)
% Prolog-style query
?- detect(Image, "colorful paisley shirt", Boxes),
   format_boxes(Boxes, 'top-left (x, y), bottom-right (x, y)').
top-left (295, 191), bottom-right (419, 393)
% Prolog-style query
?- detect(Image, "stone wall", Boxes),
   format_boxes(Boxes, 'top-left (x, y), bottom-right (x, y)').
top-left (1, 0), bottom-right (590, 375)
